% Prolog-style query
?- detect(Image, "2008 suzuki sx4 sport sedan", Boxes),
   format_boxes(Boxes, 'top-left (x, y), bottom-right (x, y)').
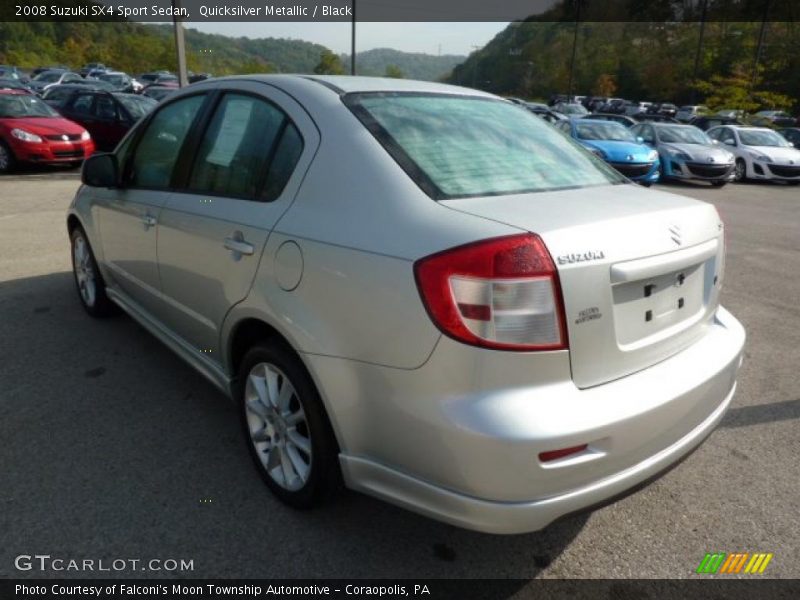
top-left (68, 76), bottom-right (745, 534)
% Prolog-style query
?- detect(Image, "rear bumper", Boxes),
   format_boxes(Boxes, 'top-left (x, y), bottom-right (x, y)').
top-left (309, 306), bottom-right (745, 534)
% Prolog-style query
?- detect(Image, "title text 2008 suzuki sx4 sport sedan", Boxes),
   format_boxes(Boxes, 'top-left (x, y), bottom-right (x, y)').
top-left (68, 76), bottom-right (745, 534)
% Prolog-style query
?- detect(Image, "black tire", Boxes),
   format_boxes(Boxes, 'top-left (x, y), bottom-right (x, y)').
top-left (734, 158), bottom-right (747, 182)
top-left (69, 226), bottom-right (120, 317)
top-left (640, 181), bottom-right (653, 187)
top-left (0, 140), bottom-right (16, 174)
top-left (710, 180), bottom-right (728, 187)
top-left (237, 342), bottom-right (341, 509)
top-left (785, 181), bottom-right (799, 186)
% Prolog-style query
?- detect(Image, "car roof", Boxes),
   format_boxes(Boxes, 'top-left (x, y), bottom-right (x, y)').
top-left (260, 74), bottom-right (494, 97)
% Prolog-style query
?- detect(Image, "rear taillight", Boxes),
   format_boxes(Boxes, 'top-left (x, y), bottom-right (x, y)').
top-left (414, 234), bottom-right (568, 351)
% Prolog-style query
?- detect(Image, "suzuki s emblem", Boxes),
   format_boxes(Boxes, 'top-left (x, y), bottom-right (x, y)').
top-left (61, 134), bottom-right (69, 141)
top-left (669, 224), bottom-right (682, 246)
top-left (708, 157), bottom-right (715, 163)
top-left (626, 154), bottom-right (634, 161)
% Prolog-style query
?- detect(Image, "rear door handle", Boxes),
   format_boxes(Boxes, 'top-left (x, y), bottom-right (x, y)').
top-left (224, 235), bottom-right (254, 257)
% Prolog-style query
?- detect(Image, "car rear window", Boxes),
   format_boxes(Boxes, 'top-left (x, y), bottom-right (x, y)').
top-left (344, 92), bottom-right (625, 200)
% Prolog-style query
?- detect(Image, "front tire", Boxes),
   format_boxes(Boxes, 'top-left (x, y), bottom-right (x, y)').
top-left (238, 342), bottom-right (341, 508)
top-left (734, 158), bottom-right (747, 182)
top-left (0, 140), bottom-right (16, 173)
top-left (710, 180), bottom-right (727, 187)
top-left (70, 227), bottom-right (119, 317)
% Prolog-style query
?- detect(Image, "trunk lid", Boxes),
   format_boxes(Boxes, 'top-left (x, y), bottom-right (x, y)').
top-left (440, 183), bottom-right (725, 388)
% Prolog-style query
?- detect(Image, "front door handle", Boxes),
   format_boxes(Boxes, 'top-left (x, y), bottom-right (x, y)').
top-left (224, 232), bottom-right (254, 258)
top-left (141, 214), bottom-right (157, 229)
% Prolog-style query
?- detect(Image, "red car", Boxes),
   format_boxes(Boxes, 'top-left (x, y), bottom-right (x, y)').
top-left (0, 90), bottom-right (94, 172)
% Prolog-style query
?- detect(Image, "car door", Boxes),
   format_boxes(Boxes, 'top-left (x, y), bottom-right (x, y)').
top-left (93, 93), bottom-right (208, 317)
top-left (92, 94), bottom-right (126, 151)
top-left (155, 82), bottom-right (319, 364)
top-left (62, 92), bottom-right (97, 137)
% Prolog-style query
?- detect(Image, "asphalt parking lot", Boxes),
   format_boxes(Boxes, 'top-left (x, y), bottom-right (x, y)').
top-left (1, 169), bottom-right (798, 582)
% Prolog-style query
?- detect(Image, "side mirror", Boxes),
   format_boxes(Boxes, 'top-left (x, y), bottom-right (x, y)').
top-left (722, 139), bottom-right (735, 146)
top-left (82, 153), bottom-right (118, 187)
top-left (636, 136), bottom-right (644, 144)
top-left (711, 139), bottom-right (719, 145)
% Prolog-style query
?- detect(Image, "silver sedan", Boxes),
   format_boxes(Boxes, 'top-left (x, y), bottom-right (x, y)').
top-left (67, 76), bottom-right (745, 534)
top-left (631, 122), bottom-right (736, 186)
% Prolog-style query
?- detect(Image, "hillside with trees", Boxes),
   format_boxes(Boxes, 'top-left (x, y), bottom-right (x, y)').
top-left (448, 20), bottom-right (799, 111)
top-left (0, 22), bottom-right (462, 82)
top-left (0, 22), bottom-right (329, 75)
top-left (341, 48), bottom-right (464, 81)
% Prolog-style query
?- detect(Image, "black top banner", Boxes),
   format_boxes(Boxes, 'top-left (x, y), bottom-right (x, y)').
top-left (1, 0), bottom-right (798, 23)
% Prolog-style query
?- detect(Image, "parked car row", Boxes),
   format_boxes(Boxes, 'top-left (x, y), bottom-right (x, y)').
top-left (0, 62), bottom-right (211, 172)
top-left (0, 84), bottom-right (157, 172)
top-left (546, 93), bottom-right (798, 128)
top-left (542, 107), bottom-right (800, 187)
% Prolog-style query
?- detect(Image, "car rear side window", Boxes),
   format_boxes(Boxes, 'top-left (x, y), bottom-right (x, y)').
top-left (129, 94), bottom-right (205, 189)
top-left (259, 122), bottom-right (304, 202)
top-left (344, 93), bottom-right (625, 200)
top-left (187, 93), bottom-right (287, 199)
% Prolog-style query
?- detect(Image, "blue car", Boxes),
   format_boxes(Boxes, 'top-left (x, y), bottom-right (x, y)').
top-left (557, 118), bottom-right (660, 186)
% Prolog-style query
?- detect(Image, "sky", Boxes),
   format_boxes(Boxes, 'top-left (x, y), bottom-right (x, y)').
top-left (189, 22), bottom-right (509, 56)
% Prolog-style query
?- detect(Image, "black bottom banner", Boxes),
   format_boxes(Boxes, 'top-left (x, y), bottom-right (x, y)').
top-left (2, 579), bottom-right (800, 600)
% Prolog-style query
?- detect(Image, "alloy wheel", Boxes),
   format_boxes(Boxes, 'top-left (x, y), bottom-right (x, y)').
top-left (72, 234), bottom-right (97, 307)
top-left (244, 362), bottom-right (312, 492)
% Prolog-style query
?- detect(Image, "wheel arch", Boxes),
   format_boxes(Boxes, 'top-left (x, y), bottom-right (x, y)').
top-left (225, 314), bottom-right (345, 453)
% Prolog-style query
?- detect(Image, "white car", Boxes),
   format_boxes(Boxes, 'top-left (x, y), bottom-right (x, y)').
top-left (707, 125), bottom-right (800, 184)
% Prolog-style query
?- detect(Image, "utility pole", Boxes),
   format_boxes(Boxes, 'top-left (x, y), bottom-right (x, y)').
top-left (567, 0), bottom-right (581, 99)
top-left (691, 0), bottom-right (708, 103)
top-left (471, 45), bottom-right (481, 88)
top-left (172, 0), bottom-right (188, 87)
top-left (351, 0), bottom-right (356, 75)
top-left (752, 0), bottom-right (771, 89)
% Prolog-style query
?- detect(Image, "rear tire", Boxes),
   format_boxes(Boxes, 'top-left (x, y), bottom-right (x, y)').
top-left (70, 227), bottom-right (119, 317)
top-left (237, 342), bottom-right (341, 509)
top-left (0, 140), bottom-right (16, 173)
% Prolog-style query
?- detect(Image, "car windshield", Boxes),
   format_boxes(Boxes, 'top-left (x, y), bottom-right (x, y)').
top-left (0, 94), bottom-right (60, 117)
top-left (345, 93), bottom-right (626, 200)
top-left (576, 122), bottom-right (635, 142)
top-left (739, 129), bottom-right (792, 147)
top-left (115, 94), bottom-right (156, 119)
top-left (657, 126), bottom-right (711, 144)
top-left (33, 71), bottom-right (63, 83)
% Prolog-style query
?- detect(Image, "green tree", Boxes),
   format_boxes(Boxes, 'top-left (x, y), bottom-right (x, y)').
top-left (313, 49), bottom-right (345, 75)
top-left (384, 64), bottom-right (404, 78)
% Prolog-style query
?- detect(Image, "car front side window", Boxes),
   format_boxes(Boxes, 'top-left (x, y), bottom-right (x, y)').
top-left (128, 94), bottom-right (206, 189)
